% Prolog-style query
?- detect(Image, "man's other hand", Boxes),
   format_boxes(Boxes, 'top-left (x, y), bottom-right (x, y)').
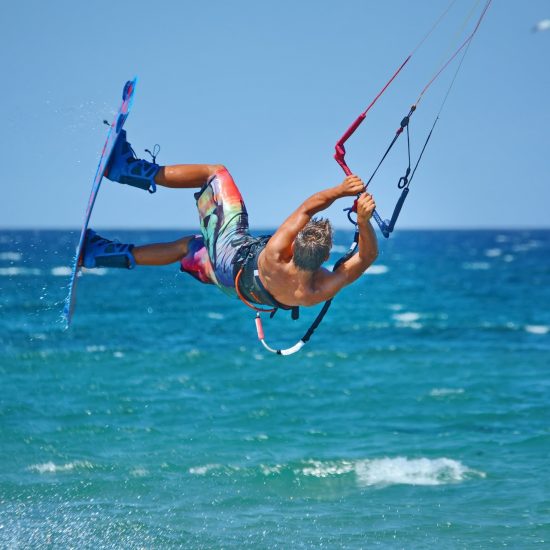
top-left (356, 192), bottom-right (376, 224)
top-left (338, 175), bottom-right (365, 197)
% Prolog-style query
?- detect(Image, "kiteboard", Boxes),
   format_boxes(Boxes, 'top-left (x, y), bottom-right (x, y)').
top-left (63, 78), bottom-right (137, 327)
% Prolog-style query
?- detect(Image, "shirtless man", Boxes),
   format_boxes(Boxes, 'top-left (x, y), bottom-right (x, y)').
top-left (82, 131), bottom-right (378, 311)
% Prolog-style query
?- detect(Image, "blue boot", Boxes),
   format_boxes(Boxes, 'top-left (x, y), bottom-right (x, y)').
top-left (105, 130), bottom-right (159, 193)
top-left (82, 230), bottom-right (136, 269)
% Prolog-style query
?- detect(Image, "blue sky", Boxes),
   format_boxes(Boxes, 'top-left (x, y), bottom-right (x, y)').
top-left (1, 0), bottom-right (548, 230)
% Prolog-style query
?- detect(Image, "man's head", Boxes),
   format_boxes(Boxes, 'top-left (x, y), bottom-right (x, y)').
top-left (293, 217), bottom-right (333, 272)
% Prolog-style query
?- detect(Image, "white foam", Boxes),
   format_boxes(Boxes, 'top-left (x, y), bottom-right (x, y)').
top-left (485, 248), bottom-right (502, 258)
top-left (294, 457), bottom-right (483, 486)
top-left (525, 325), bottom-right (550, 335)
top-left (0, 252), bottom-right (22, 261)
top-left (300, 460), bottom-right (355, 478)
top-left (207, 312), bottom-right (224, 320)
top-left (331, 245), bottom-right (349, 254)
top-left (51, 266), bottom-right (72, 276)
top-left (0, 267), bottom-right (41, 276)
top-left (28, 461), bottom-right (93, 474)
top-left (364, 264), bottom-right (389, 275)
top-left (430, 388), bottom-right (465, 397)
top-left (355, 457), bottom-right (483, 487)
top-left (86, 345), bottom-right (106, 353)
top-left (81, 267), bottom-right (108, 276)
top-left (462, 262), bottom-right (490, 270)
top-left (393, 312), bottom-right (421, 323)
top-left (260, 464), bottom-right (283, 475)
top-left (189, 464), bottom-right (223, 475)
top-left (187, 457), bottom-right (483, 487)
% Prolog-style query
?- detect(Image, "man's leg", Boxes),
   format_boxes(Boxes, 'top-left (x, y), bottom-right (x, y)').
top-left (82, 232), bottom-right (195, 269)
top-left (155, 164), bottom-right (224, 189)
top-left (132, 236), bottom-right (193, 266)
top-left (106, 128), bottom-right (224, 193)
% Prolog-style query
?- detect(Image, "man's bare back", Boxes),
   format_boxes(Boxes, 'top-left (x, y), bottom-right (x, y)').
top-left (258, 175), bottom-right (379, 307)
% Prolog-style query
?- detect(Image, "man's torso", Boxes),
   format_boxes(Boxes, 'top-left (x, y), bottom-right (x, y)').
top-left (257, 248), bottom-right (333, 308)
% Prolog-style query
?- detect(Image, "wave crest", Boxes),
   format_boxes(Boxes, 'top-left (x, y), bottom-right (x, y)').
top-left (188, 456), bottom-right (484, 487)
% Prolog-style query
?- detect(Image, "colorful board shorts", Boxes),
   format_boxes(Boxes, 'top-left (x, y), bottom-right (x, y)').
top-left (180, 167), bottom-right (252, 298)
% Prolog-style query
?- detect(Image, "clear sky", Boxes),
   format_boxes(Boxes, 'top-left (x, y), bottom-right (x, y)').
top-left (1, 0), bottom-right (548, 230)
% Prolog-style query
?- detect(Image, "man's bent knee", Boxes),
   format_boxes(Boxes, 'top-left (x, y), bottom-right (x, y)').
top-left (208, 164), bottom-right (226, 176)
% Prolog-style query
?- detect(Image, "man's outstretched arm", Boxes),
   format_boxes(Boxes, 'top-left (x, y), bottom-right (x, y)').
top-left (265, 175), bottom-right (365, 260)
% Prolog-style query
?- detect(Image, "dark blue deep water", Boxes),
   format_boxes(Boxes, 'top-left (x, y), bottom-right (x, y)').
top-left (0, 229), bottom-right (549, 548)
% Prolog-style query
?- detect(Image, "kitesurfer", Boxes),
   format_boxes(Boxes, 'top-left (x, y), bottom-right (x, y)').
top-left (82, 131), bottom-right (378, 310)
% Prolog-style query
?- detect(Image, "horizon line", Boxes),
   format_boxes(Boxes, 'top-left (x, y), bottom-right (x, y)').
top-left (1, 226), bottom-right (549, 232)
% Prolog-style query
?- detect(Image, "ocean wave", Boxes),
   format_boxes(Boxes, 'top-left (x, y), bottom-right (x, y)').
top-left (86, 345), bottom-right (107, 352)
top-left (0, 267), bottom-right (41, 276)
top-left (189, 463), bottom-right (224, 475)
top-left (188, 456), bottom-right (483, 487)
top-left (392, 312), bottom-right (423, 329)
top-left (51, 266), bottom-right (72, 276)
top-left (81, 267), bottom-right (109, 276)
top-left (484, 248), bottom-right (502, 258)
top-left (28, 461), bottom-right (94, 474)
top-left (0, 252), bottom-right (22, 261)
top-left (300, 460), bottom-right (354, 477)
top-left (354, 457), bottom-right (483, 487)
top-left (393, 312), bottom-right (420, 323)
top-left (365, 265), bottom-right (389, 275)
top-left (524, 325), bottom-right (549, 335)
top-left (207, 312), bottom-right (224, 320)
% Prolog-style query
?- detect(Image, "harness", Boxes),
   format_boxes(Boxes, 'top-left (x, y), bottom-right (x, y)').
top-left (233, 236), bottom-right (300, 320)
top-left (233, 234), bottom-right (359, 356)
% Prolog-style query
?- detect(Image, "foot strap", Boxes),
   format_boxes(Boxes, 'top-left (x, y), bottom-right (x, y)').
top-left (93, 243), bottom-right (136, 269)
top-left (118, 161), bottom-right (159, 193)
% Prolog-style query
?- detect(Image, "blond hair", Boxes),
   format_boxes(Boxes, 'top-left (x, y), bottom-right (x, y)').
top-left (293, 217), bottom-right (333, 271)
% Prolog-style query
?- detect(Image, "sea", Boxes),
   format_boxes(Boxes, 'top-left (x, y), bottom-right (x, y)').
top-left (0, 228), bottom-right (548, 549)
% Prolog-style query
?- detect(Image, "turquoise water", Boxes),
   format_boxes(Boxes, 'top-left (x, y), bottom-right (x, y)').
top-left (1, 229), bottom-right (549, 548)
